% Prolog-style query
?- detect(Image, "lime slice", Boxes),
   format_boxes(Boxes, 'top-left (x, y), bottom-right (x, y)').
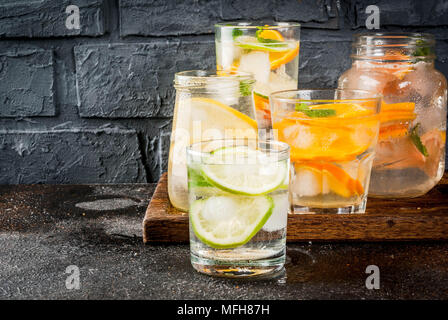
top-left (202, 146), bottom-right (287, 195)
top-left (234, 36), bottom-right (292, 52)
top-left (190, 195), bottom-right (274, 249)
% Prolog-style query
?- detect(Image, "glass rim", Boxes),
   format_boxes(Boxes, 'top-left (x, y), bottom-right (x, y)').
top-left (174, 70), bottom-right (255, 90)
top-left (214, 21), bottom-right (301, 29)
top-left (352, 32), bottom-right (436, 61)
top-left (353, 32), bottom-right (435, 44)
top-left (269, 89), bottom-right (382, 103)
top-left (187, 139), bottom-right (290, 162)
top-left (269, 89), bottom-right (382, 119)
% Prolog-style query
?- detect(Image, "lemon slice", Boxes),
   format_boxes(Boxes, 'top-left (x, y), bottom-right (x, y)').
top-left (201, 146), bottom-right (288, 195)
top-left (189, 98), bottom-right (257, 141)
top-left (190, 195), bottom-right (274, 249)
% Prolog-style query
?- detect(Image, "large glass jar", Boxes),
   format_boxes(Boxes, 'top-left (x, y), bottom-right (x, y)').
top-left (338, 33), bottom-right (447, 198)
top-left (168, 71), bottom-right (256, 212)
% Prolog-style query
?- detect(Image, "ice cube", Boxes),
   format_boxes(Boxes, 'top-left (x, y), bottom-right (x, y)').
top-left (238, 51), bottom-right (270, 84)
top-left (292, 168), bottom-right (328, 197)
top-left (262, 193), bottom-right (288, 232)
top-left (202, 196), bottom-right (237, 223)
top-left (282, 124), bottom-right (314, 149)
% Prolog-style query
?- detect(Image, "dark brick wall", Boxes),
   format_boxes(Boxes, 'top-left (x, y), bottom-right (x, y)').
top-left (0, 0), bottom-right (447, 184)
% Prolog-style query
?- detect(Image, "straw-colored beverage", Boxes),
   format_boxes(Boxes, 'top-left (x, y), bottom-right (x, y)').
top-left (167, 71), bottom-right (257, 212)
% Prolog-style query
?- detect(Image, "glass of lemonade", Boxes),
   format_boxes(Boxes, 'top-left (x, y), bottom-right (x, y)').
top-left (270, 89), bottom-right (381, 214)
top-left (215, 22), bottom-right (300, 135)
top-left (187, 139), bottom-right (290, 277)
top-left (168, 70), bottom-right (257, 212)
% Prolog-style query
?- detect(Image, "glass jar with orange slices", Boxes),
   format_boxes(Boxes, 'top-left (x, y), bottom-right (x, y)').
top-left (168, 71), bottom-right (257, 212)
top-left (271, 89), bottom-right (381, 214)
top-left (338, 33), bottom-right (447, 198)
top-left (215, 22), bottom-right (300, 137)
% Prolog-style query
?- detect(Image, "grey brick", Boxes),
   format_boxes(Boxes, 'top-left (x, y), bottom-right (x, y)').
top-left (0, 0), bottom-right (106, 38)
top-left (0, 49), bottom-right (55, 117)
top-left (74, 41), bottom-right (215, 118)
top-left (120, 0), bottom-right (221, 37)
top-left (220, 0), bottom-right (274, 21)
top-left (274, 0), bottom-right (340, 29)
top-left (351, 0), bottom-right (448, 28)
top-left (298, 40), bottom-right (352, 88)
top-left (0, 128), bottom-right (146, 184)
top-left (221, 0), bottom-right (339, 29)
top-left (120, 0), bottom-right (340, 37)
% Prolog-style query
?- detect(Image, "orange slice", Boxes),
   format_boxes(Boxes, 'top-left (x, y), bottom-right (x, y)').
top-left (373, 50), bottom-right (413, 80)
top-left (258, 29), bottom-right (284, 41)
top-left (270, 42), bottom-right (300, 70)
top-left (253, 92), bottom-right (271, 119)
top-left (295, 162), bottom-right (364, 198)
top-left (273, 103), bottom-right (379, 162)
top-left (379, 123), bottom-right (409, 140)
top-left (380, 102), bottom-right (416, 123)
top-left (381, 102), bottom-right (415, 113)
top-left (309, 102), bottom-right (374, 118)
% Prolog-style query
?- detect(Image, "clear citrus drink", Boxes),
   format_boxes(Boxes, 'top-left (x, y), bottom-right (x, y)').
top-left (168, 71), bottom-right (257, 212)
top-left (215, 22), bottom-right (300, 135)
top-left (187, 139), bottom-right (290, 277)
top-left (271, 90), bottom-right (381, 214)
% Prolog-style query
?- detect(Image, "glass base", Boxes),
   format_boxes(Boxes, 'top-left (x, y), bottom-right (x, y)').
top-left (291, 198), bottom-right (367, 214)
top-left (191, 253), bottom-right (285, 278)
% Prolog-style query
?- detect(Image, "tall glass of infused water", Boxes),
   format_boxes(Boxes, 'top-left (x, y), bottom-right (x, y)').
top-left (168, 71), bottom-right (256, 212)
top-left (215, 22), bottom-right (300, 136)
top-left (271, 89), bottom-right (381, 214)
top-left (187, 139), bottom-right (290, 277)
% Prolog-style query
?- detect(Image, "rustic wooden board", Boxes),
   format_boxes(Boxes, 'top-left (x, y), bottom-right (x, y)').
top-left (143, 172), bottom-right (448, 243)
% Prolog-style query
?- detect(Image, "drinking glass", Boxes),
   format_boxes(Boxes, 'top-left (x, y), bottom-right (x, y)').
top-left (168, 70), bottom-right (256, 212)
top-left (215, 22), bottom-right (300, 136)
top-left (270, 89), bottom-right (381, 214)
top-left (187, 139), bottom-right (290, 277)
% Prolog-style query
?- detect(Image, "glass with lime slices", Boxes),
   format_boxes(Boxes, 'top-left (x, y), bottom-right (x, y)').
top-left (215, 22), bottom-right (300, 137)
top-left (187, 139), bottom-right (290, 277)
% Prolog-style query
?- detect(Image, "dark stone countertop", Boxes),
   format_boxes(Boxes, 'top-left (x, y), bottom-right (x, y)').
top-left (0, 184), bottom-right (447, 300)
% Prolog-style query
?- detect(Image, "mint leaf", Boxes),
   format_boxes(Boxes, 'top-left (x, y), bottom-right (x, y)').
top-left (232, 28), bottom-right (243, 40)
top-left (239, 80), bottom-right (253, 96)
top-left (295, 103), bottom-right (336, 118)
top-left (303, 109), bottom-right (336, 118)
top-left (410, 124), bottom-right (429, 157)
top-left (295, 103), bottom-right (309, 111)
top-left (413, 39), bottom-right (430, 57)
top-left (254, 92), bottom-right (269, 100)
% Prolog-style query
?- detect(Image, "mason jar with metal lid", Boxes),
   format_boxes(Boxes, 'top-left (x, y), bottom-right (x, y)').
top-left (338, 33), bottom-right (447, 198)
